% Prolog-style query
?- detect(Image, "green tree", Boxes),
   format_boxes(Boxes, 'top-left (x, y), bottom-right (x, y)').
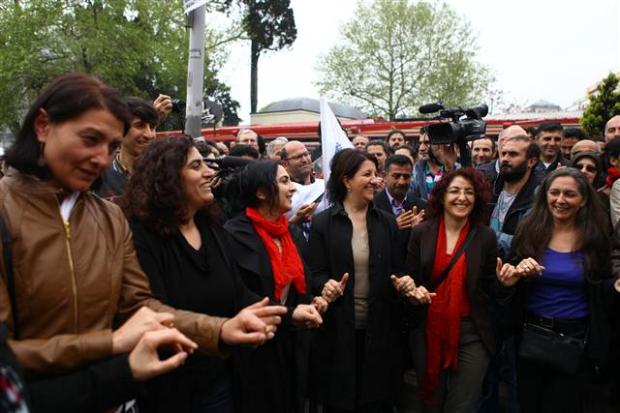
top-left (316, 0), bottom-right (492, 120)
top-left (222, 0), bottom-right (297, 113)
top-left (0, 0), bottom-right (241, 133)
top-left (581, 73), bottom-right (620, 138)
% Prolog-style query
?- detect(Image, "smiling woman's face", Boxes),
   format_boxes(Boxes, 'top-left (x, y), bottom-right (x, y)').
top-left (181, 147), bottom-right (215, 211)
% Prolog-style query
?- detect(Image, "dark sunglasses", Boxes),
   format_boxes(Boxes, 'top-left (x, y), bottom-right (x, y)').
top-left (575, 163), bottom-right (597, 173)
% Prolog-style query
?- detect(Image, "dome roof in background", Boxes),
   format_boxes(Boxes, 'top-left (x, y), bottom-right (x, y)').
top-left (259, 97), bottom-right (366, 119)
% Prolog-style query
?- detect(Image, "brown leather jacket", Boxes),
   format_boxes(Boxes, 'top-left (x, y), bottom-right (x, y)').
top-left (0, 172), bottom-right (226, 375)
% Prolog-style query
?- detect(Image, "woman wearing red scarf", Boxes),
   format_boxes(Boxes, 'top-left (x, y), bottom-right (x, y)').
top-left (406, 168), bottom-right (498, 412)
top-left (225, 160), bottom-right (324, 413)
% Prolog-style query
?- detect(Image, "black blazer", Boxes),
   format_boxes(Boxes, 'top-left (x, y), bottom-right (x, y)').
top-left (308, 203), bottom-right (405, 410)
top-left (405, 217), bottom-right (499, 355)
top-left (224, 213), bottom-right (311, 413)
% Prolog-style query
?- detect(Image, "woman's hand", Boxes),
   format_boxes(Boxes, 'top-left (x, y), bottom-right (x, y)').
top-left (129, 328), bottom-right (197, 381)
top-left (321, 272), bottom-right (349, 303)
top-left (113, 306), bottom-right (174, 354)
top-left (406, 286), bottom-right (436, 305)
top-left (496, 258), bottom-right (522, 287)
top-left (311, 296), bottom-right (329, 314)
top-left (390, 274), bottom-right (415, 296)
top-left (220, 297), bottom-right (287, 346)
top-left (515, 257), bottom-right (545, 277)
top-left (292, 304), bottom-right (323, 328)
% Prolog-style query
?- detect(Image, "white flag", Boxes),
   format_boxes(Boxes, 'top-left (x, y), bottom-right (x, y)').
top-left (320, 97), bottom-right (354, 187)
top-left (184, 0), bottom-right (207, 14)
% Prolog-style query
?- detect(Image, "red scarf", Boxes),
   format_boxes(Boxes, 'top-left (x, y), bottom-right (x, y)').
top-left (421, 216), bottom-right (471, 404)
top-left (245, 207), bottom-right (306, 302)
top-left (607, 167), bottom-right (620, 188)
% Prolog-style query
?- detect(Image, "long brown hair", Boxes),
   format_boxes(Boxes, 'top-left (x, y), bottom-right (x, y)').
top-left (512, 168), bottom-right (609, 281)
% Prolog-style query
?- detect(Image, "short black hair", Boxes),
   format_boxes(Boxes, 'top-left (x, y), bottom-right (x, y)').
top-left (239, 160), bottom-right (280, 209)
top-left (125, 96), bottom-right (159, 128)
top-left (385, 154), bottom-right (413, 172)
top-left (536, 122), bottom-right (564, 136)
top-left (564, 127), bottom-right (586, 140)
top-left (367, 139), bottom-right (392, 155)
top-left (229, 144), bottom-right (260, 159)
top-left (386, 129), bottom-right (406, 141)
top-left (605, 136), bottom-right (620, 159)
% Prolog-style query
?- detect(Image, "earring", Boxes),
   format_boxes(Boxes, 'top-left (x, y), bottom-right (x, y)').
top-left (36, 143), bottom-right (46, 167)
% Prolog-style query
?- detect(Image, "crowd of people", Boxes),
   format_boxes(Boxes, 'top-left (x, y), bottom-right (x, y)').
top-left (1, 72), bottom-right (620, 413)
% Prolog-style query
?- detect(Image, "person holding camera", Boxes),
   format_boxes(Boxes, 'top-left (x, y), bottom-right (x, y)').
top-left (411, 138), bottom-right (460, 203)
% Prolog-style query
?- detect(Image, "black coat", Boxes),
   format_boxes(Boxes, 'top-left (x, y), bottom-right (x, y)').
top-left (308, 203), bottom-right (405, 410)
top-left (224, 213), bottom-right (312, 413)
top-left (130, 215), bottom-right (258, 413)
top-left (405, 218), bottom-right (500, 355)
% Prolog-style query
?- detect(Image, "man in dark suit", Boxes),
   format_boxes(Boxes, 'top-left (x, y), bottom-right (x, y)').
top-left (374, 155), bottom-right (425, 230)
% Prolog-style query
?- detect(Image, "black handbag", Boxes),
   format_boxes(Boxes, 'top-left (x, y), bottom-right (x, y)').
top-left (518, 321), bottom-right (586, 375)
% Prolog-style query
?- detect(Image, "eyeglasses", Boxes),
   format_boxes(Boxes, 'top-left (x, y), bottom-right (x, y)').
top-left (575, 163), bottom-right (597, 173)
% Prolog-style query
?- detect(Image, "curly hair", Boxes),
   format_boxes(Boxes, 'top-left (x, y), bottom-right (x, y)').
top-left (122, 136), bottom-right (213, 237)
top-left (425, 167), bottom-right (491, 225)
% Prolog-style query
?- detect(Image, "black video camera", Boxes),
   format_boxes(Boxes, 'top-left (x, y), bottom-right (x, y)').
top-left (419, 103), bottom-right (488, 167)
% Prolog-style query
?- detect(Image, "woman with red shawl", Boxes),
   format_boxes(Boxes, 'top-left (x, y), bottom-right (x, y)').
top-left (225, 160), bottom-right (325, 413)
top-left (405, 168), bottom-right (499, 412)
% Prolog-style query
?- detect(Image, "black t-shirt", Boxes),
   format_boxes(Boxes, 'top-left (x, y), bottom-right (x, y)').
top-left (130, 214), bottom-right (257, 411)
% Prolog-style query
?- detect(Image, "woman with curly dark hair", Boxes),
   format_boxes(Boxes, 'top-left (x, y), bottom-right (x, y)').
top-left (497, 168), bottom-right (616, 412)
top-left (123, 136), bottom-right (287, 413)
top-left (405, 167), bottom-right (499, 412)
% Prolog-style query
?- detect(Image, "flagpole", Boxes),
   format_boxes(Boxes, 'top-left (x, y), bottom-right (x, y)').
top-left (185, 4), bottom-right (206, 138)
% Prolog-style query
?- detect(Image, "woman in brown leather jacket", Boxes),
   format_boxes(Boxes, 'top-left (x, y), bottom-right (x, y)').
top-left (0, 73), bottom-right (286, 410)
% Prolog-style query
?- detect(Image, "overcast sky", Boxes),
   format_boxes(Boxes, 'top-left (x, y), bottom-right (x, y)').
top-left (215, 0), bottom-right (620, 123)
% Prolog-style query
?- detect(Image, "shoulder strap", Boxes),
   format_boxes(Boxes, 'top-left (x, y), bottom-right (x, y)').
top-left (428, 227), bottom-right (478, 292)
top-left (0, 212), bottom-right (17, 339)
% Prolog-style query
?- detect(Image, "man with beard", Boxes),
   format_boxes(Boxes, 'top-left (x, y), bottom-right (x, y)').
top-left (374, 155), bottom-right (425, 230)
top-left (477, 135), bottom-right (541, 413)
top-left (489, 135), bottom-right (541, 258)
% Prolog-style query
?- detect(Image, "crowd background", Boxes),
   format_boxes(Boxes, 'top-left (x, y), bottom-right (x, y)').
top-left (1, 73), bottom-right (620, 413)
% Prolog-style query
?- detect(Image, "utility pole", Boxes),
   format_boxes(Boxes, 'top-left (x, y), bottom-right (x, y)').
top-left (185, 3), bottom-right (206, 138)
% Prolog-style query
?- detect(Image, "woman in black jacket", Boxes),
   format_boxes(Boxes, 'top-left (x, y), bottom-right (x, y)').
top-left (224, 160), bottom-right (324, 413)
top-left (405, 167), bottom-right (498, 412)
top-left (308, 148), bottom-right (414, 413)
top-left (123, 137), bottom-right (287, 413)
top-left (498, 168), bottom-right (616, 412)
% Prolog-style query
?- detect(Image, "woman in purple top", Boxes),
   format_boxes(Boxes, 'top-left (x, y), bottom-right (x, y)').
top-left (496, 168), bottom-right (615, 412)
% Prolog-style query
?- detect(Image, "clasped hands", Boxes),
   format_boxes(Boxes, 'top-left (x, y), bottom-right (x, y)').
top-left (496, 257), bottom-right (545, 287)
top-left (320, 272), bottom-right (435, 306)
